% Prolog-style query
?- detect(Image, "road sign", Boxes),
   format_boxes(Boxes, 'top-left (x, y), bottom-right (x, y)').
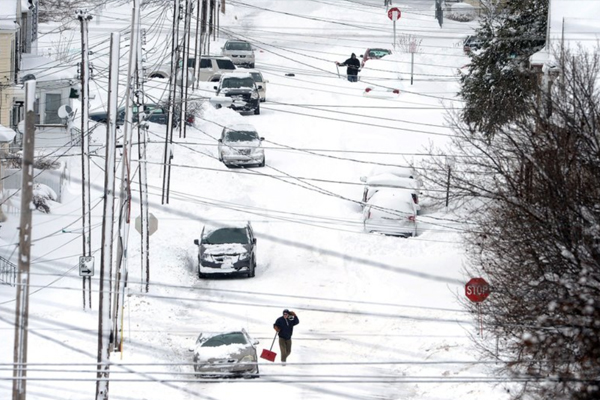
top-left (135, 213), bottom-right (158, 236)
top-left (388, 7), bottom-right (401, 20)
top-left (465, 277), bottom-right (490, 302)
top-left (79, 256), bottom-right (95, 277)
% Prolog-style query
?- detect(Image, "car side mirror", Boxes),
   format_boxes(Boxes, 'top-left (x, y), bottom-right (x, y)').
top-left (213, 86), bottom-right (218, 90)
top-left (257, 85), bottom-right (263, 89)
top-left (253, 340), bottom-right (259, 345)
top-left (253, 238), bottom-right (257, 244)
top-left (218, 139), bottom-right (222, 143)
top-left (194, 239), bottom-right (199, 246)
top-left (359, 176), bottom-right (367, 183)
top-left (259, 137), bottom-right (264, 141)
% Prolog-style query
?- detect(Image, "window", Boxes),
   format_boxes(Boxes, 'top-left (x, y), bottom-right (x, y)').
top-left (225, 41), bottom-right (251, 51)
top-left (45, 93), bottom-right (62, 124)
top-left (199, 58), bottom-right (212, 68)
top-left (216, 59), bottom-right (235, 70)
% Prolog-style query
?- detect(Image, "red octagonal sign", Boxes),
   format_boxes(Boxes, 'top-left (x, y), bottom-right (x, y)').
top-left (388, 7), bottom-right (401, 20)
top-left (465, 277), bottom-right (490, 303)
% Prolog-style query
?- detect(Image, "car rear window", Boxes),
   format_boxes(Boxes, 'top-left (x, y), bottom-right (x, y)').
top-left (249, 72), bottom-right (263, 82)
top-left (204, 228), bottom-right (249, 244)
top-left (202, 332), bottom-right (247, 347)
top-left (216, 59), bottom-right (236, 69)
top-left (225, 130), bottom-right (258, 142)
top-left (221, 77), bottom-right (254, 89)
top-left (225, 41), bottom-right (252, 51)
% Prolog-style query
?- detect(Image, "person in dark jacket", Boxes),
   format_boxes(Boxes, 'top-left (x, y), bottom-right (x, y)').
top-left (336, 53), bottom-right (361, 82)
top-left (273, 309), bottom-right (300, 363)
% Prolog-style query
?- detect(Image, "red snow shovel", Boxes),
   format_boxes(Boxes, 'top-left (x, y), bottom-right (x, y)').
top-left (260, 333), bottom-right (278, 362)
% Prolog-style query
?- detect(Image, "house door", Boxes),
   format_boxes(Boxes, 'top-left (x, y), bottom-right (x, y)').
top-left (45, 93), bottom-right (62, 124)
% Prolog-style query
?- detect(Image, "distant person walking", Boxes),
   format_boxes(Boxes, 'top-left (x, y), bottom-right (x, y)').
top-left (336, 53), bottom-right (361, 82)
top-left (273, 309), bottom-right (300, 363)
top-left (385, 0), bottom-right (392, 7)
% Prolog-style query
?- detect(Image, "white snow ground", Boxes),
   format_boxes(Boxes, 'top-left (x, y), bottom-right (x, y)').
top-left (0, 1), bottom-right (513, 399)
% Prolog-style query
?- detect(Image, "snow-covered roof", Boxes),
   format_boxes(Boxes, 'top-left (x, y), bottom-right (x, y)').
top-left (225, 123), bottom-right (257, 132)
top-left (365, 173), bottom-right (418, 189)
top-left (531, 0), bottom-right (600, 66)
top-left (0, 0), bottom-right (18, 31)
top-left (0, 124), bottom-right (16, 142)
top-left (20, 54), bottom-right (78, 82)
top-left (221, 72), bottom-right (253, 79)
top-left (366, 189), bottom-right (415, 211)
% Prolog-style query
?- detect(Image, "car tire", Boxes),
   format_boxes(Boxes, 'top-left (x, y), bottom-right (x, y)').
top-left (254, 104), bottom-right (260, 115)
top-left (250, 63), bottom-right (255, 68)
top-left (259, 157), bottom-right (265, 167)
top-left (218, 153), bottom-right (223, 162)
top-left (248, 258), bottom-right (256, 278)
top-left (198, 270), bottom-right (206, 279)
top-left (251, 365), bottom-right (259, 378)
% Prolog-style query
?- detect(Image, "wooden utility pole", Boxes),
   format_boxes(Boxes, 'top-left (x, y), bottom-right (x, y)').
top-left (12, 79), bottom-right (36, 400)
top-left (162, 0), bottom-right (180, 204)
top-left (96, 32), bottom-right (120, 400)
top-left (113, 0), bottom-right (140, 354)
top-left (137, 27), bottom-right (151, 292)
top-left (77, 9), bottom-right (93, 309)
top-left (180, 0), bottom-right (192, 139)
top-left (193, 0), bottom-right (202, 89)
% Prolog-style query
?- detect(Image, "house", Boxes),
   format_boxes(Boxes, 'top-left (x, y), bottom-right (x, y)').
top-left (530, 1), bottom-right (600, 79)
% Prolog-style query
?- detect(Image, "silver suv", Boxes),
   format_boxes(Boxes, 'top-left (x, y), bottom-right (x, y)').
top-left (148, 56), bottom-right (236, 82)
top-left (222, 40), bottom-right (255, 68)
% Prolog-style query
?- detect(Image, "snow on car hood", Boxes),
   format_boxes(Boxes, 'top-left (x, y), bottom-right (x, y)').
top-left (220, 88), bottom-right (254, 94)
top-left (195, 343), bottom-right (248, 361)
top-left (203, 243), bottom-right (248, 255)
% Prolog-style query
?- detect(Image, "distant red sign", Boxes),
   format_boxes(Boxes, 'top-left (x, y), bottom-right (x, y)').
top-left (388, 7), bottom-right (401, 21)
top-left (465, 278), bottom-right (490, 303)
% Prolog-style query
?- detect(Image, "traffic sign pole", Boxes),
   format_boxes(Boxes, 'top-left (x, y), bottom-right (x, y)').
top-left (387, 8), bottom-right (401, 50)
top-left (393, 18), bottom-right (396, 50)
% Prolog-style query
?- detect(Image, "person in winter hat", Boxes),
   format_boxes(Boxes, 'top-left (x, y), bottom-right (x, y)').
top-left (273, 309), bottom-right (300, 363)
top-left (336, 53), bottom-right (361, 82)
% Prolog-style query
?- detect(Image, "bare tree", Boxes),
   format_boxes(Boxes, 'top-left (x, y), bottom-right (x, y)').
top-left (422, 47), bottom-right (600, 400)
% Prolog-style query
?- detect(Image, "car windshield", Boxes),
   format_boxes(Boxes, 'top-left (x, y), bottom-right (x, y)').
top-left (249, 72), bottom-right (263, 82)
top-left (225, 41), bottom-right (251, 51)
top-left (221, 77), bottom-right (255, 89)
top-left (368, 49), bottom-right (391, 58)
top-left (216, 59), bottom-right (236, 69)
top-left (225, 130), bottom-right (258, 142)
top-left (204, 227), bottom-right (249, 244)
top-left (202, 332), bottom-right (247, 347)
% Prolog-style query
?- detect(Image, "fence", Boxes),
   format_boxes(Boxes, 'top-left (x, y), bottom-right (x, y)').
top-left (0, 255), bottom-right (17, 287)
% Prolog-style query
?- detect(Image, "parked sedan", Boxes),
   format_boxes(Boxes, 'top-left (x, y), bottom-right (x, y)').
top-left (193, 222), bottom-right (257, 278)
top-left (363, 189), bottom-right (417, 237)
top-left (192, 329), bottom-right (259, 378)
top-left (214, 72), bottom-right (261, 115)
top-left (360, 173), bottom-right (420, 213)
top-left (361, 48), bottom-right (392, 67)
top-left (218, 124), bottom-right (265, 167)
top-left (89, 103), bottom-right (194, 126)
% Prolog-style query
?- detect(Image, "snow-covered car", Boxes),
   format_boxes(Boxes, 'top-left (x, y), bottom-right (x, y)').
top-left (361, 48), bottom-right (392, 67)
top-left (244, 69), bottom-right (268, 102)
top-left (192, 329), bottom-right (260, 378)
top-left (193, 222), bottom-right (257, 278)
top-left (360, 173), bottom-right (420, 213)
top-left (222, 40), bottom-right (255, 68)
top-left (213, 72), bottom-right (261, 115)
top-left (218, 124), bottom-right (265, 167)
top-left (363, 189), bottom-right (418, 237)
top-left (359, 53), bottom-right (406, 96)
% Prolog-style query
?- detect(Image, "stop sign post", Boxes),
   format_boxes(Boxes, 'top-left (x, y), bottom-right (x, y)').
top-left (465, 277), bottom-right (490, 336)
top-left (388, 7), bottom-right (401, 50)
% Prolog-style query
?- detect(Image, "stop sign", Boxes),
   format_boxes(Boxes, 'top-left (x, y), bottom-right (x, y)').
top-left (388, 7), bottom-right (401, 20)
top-left (465, 277), bottom-right (490, 302)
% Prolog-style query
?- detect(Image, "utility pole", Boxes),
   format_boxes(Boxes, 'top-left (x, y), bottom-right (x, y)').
top-left (137, 27), bottom-right (151, 292)
top-left (180, 0), bottom-right (192, 139)
top-left (77, 9), bottom-right (93, 309)
top-left (193, 0), bottom-right (202, 89)
top-left (162, 0), bottom-right (181, 204)
top-left (96, 32), bottom-right (120, 400)
top-left (12, 79), bottom-right (36, 400)
top-left (113, 0), bottom-right (140, 353)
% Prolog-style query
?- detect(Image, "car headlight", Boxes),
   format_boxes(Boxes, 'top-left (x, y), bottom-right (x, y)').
top-left (251, 148), bottom-right (264, 155)
top-left (250, 91), bottom-right (259, 100)
top-left (238, 252), bottom-right (250, 260)
top-left (201, 253), bottom-right (212, 260)
top-left (241, 354), bottom-right (256, 362)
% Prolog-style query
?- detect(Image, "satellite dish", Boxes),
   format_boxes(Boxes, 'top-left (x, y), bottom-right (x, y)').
top-left (57, 104), bottom-right (73, 119)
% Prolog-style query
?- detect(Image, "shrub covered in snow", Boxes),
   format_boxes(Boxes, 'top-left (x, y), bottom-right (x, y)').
top-left (447, 3), bottom-right (476, 22)
top-left (33, 183), bottom-right (57, 213)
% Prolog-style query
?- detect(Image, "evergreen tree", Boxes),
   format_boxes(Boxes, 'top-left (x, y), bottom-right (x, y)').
top-left (459, 0), bottom-right (548, 138)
